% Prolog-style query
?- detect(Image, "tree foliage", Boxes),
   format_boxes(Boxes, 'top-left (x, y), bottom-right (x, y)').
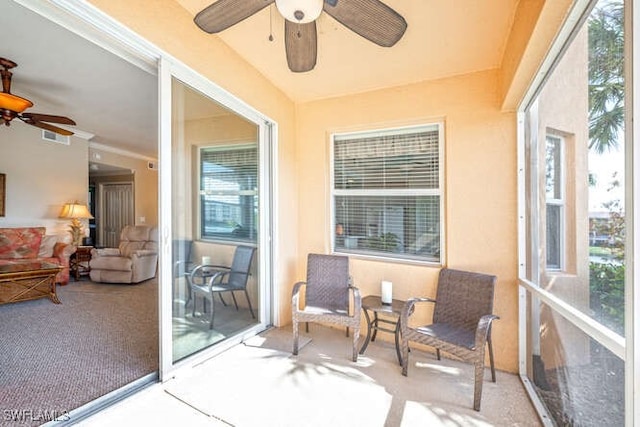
top-left (588, 0), bottom-right (624, 154)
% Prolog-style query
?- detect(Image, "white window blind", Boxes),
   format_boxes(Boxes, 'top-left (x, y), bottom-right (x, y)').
top-left (200, 145), bottom-right (258, 242)
top-left (332, 124), bottom-right (443, 263)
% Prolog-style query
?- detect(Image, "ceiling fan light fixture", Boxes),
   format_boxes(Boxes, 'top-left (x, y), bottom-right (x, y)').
top-left (0, 92), bottom-right (33, 114)
top-left (275, 0), bottom-right (323, 23)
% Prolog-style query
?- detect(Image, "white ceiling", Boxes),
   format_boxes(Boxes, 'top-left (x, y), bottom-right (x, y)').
top-left (1, 1), bottom-right (520, 159)
top-left (1, 1), bottom-right (158, 158)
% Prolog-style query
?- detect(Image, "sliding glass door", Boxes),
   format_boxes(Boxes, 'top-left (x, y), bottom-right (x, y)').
top-left (159, 60), bottom-right (274, 375)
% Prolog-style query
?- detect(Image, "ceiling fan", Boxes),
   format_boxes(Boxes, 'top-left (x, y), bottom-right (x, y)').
top-left (194, 0), bottom-right (407, 73)
top-left (0, 57), bottom-right (76, 136)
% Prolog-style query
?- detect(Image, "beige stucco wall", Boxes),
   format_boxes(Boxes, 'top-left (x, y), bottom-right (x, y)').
top-left (295, 69), bottom-right (519, 372)
top-left (0, 123), bottom-right (88, 238)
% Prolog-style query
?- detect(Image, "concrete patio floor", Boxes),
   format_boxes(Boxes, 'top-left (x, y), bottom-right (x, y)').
top-left (80, 325), bottom-right (541, 426)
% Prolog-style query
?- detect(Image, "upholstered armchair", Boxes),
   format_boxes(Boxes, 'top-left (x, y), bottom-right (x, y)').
top-left (89, 225), bottom-right (158, 284)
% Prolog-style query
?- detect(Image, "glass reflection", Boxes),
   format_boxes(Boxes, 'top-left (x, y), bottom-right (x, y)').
top-left (171, 78), bottom-right (260, 362)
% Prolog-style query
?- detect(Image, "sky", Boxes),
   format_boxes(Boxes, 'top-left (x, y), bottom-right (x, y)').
top-left (588, 143), bottom-right (625, 212)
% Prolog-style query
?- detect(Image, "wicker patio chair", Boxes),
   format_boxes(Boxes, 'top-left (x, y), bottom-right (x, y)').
top-left (292, 253), bottom-right (362, 361)
top-left (189, 245), bottom-right (256, 329)
top-left (400, 268), bottom-right (499, 411)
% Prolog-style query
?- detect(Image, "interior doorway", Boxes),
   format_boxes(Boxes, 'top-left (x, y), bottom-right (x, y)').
top-left (98, 182), bottom-right (134, 247)
top-left (90, 163), bottom-right (136, 248)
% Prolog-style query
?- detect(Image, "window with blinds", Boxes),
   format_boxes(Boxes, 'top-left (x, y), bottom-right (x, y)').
top-left (200, 145), bottom-right (258, 242)
top-left (332, 124), bottom-right (443, 263)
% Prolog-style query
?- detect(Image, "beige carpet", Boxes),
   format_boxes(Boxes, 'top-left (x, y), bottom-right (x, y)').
top-left (0, 279), bottom-right (158, 427)
top-left (164, 325), bottom-right (540, 427)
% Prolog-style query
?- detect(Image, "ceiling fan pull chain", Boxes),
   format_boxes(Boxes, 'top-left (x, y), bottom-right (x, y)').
top-left (268, 4), bottom-right (274, 42)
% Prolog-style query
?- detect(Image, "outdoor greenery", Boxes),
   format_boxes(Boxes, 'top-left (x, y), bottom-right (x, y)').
top-left (366, 232), bottom-right (399, 252)
top-left (588, 0), bottom-right (625, 334)
top-left (588, 0), bottom-right (624, 154)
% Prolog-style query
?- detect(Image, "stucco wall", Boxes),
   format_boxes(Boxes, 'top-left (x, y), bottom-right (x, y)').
top-left (295, 69), bottom-right (519, 372)
top-left (88, 146), bottom-right (159, 227)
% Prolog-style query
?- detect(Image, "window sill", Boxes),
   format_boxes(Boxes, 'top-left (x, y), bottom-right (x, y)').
top-left (332, 249), bottom-right (442, 267)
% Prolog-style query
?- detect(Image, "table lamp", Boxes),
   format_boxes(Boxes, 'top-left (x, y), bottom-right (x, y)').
top-left (59, 201), bottom-right (93, 246)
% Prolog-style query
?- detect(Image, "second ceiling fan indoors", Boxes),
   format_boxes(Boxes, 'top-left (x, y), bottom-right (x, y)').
top-left (194, 0), bottom-right (407, 72)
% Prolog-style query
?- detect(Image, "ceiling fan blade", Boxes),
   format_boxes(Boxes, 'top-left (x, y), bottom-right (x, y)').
top-left (323, 0), bottom-right (407, 47)
top-left (23, 120), bottom-right (74, 136)
top-left (21, 113), bottom-right (76, 125)
top-left (195, 0), bottom-right (274, 33)
top-left (285, 21), bottom-right (317, 73)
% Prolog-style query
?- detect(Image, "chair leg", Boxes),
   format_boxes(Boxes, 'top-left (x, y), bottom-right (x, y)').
top-left (351, 324), bottom-right (360, 362)
top-left (244, 290), bottom-right (256, 318)
top-left (473, 359), bottom-right (485, 411)
top-left (218, 294), bottom-right (228, 306)
top-left (305, 322), bottom-right (309, 333)
top-left (292, 320), bottom-right (299, 355)
top-left (209, 304), bottom-right (215, 329)
top-left (192, 295), bottom-right (196, 317)
top-left (488, 337), bottom-right (497, 382)
top-left (401, 338), bottom-right (410, 376)
top-left (230, 292), bottom-right (239, 310)
top-left (436, 348), bottom-right (441, 360)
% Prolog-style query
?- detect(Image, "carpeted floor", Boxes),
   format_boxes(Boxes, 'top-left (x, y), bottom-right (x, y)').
top-left (0, 279), bottom-right (158, 427)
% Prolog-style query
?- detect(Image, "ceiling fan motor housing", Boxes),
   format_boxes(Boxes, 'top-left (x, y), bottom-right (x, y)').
top-left (276, 0), bottom-right (323, 23)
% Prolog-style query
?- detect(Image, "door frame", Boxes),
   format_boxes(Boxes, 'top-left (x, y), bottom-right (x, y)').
top-left (17, 0), bottom-right (279, 388)
top-left (158, 59), bottom-right (277, 380)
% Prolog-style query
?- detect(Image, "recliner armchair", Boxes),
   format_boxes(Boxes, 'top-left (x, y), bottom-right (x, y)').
top-left (89, 225), bottom-right (158, 284)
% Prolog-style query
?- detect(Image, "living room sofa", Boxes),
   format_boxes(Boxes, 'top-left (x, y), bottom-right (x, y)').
top-left (0, 227), bottom-right (76, 285)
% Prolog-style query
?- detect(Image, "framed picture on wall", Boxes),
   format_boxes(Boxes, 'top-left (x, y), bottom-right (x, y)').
top-left (0, 173), bottom-right (5, 217)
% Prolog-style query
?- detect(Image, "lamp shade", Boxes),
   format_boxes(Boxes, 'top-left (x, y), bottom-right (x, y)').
top-left (275, 0), bottom-right (323, 23)
top-left (0, 92), bottom-right (33, 113)
top-left (59, 202), bottom-right (93, 219)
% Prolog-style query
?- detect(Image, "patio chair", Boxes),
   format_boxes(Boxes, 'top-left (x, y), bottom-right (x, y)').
top-left (400, 268), bottom-right (499, 411)
top-left (188, 245), bottom-right (256, 329)
top-left (173, 239), bottom-right (193, 298)
top-left (292, 253), bottom-right (362, 361)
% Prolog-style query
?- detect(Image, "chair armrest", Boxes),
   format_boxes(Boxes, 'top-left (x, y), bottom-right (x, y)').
top-left (207, 270), bottom-right (230, 290)
top-left (92, 248), bottom-right (121, 257)
top-left (291, 281), bottom-right (306, 311)
top-left (132, 249), bottom-right (157, 258)
top-left (203, 264), bottom-right (231, 271)
top-left (400, 297), bottom-right (437, 332)
top-left (475, 314), bottom-right (499, 348)
top-left (174, 260), bottom-right (194, 276)
top-left (349, 285), bottom-right (362, 316)
top-left (53, 242), bottom-right (76, 261)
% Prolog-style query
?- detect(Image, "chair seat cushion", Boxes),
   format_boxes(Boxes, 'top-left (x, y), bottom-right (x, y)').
top-left (414, 322), bottom-right (476, 350)
top-left (301, 305), bottom-right (349, 317)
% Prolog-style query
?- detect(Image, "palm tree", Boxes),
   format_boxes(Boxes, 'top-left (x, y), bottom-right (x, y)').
top-left (588, 0), bottom-right (624, 154)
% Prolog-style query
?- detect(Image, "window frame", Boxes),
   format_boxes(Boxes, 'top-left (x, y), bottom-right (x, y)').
top-left (544, 133), bottom-right (566, 271)
top-left (329, 123), bottom-right (445, 264)
top-left (197, 142), bottom-right (259, 244)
